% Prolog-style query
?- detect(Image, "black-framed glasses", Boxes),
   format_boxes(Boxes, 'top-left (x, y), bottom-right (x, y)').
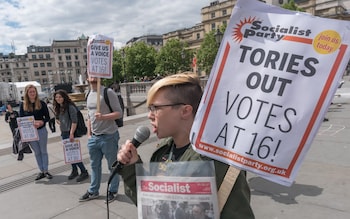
top-left (148, 103), bottom-right (186, 113)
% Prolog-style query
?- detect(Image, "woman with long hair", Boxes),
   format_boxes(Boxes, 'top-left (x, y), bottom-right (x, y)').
top-left (53, 89), bottom-right (89, 182)
top-left (19, 84), bottom-right (52, 180)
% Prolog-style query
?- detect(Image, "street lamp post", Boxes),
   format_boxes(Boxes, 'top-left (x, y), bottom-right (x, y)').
top-left (121, 48), bottom-right (126, 80)
top-left (121, 48), bottom-right (134, 116)
top-left (215, 29), bottom-right (224, 46)
top-left (181, 50), bottom-right (185, 72)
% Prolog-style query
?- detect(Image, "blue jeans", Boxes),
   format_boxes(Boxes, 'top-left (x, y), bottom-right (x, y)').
top-left (30, 127), bottom-right (49, 172)
top-left (87, 131), bottom-right (120, 194)
top-left (61, 132), bottom-right (87, 172)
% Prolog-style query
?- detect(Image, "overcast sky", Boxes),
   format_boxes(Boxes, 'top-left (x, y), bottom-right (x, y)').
top-left (0, 0), bottom-right (211, 55)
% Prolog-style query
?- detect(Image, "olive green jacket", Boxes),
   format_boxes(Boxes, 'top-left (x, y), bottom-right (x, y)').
top-left (120, 138), bottom-right (255, 219)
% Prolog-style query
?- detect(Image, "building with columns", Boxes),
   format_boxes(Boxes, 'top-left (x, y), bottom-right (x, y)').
top-left (0, 35), bottom-right (88, 96)
top-left (295, 0), bottom-right (350, 20)
top-left (163, 0), bottom-right (235, 51)
top-left (163, 0), bottom-right (350, 51)
top-left (1, 0), bottom-right (350, 95)
top-left (51, 37), bottom-right (88, 87)
top-left (0, 53), bottom-right (29, 83)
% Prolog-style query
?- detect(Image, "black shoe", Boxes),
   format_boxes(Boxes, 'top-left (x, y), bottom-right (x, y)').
top-left (105, 191), bottom-right (117, 203)
top-left (17, 153), bottom-right (24, 161)
top-left (68, 170), bottom-right (78, 180)
top-left (79, 191), bottom-right (99, 202)
top-left (45, 172), bottom-right (53, 179)
top-left (76, 171), bottom-right (89, 182)
top-left (35, 172), bottom-right (45, 181)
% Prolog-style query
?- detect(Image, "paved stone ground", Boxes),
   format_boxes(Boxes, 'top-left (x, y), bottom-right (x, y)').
top-left (0, 77), bottom-right (349, 218)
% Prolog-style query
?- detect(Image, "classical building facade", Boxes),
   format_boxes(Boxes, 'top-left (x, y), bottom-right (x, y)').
top-left (295, 0), bottom-right (350, 20)
top-left (201, 0), bottom-right (235, 34)
top-left (0, 35), bottom-right (88, 95)
top-left (50, 37), bottom-right (88, 90)
top-left (163, 0), bottom-right (235, 51)
top-left (0, 53), bottom-right (29, 83)
top-left (1, 0), bottom-right (350, 94)
top-left (125, 34), bottom-right (163, 51)
top-left (26, 45), bottom-right (54, 93)
top-left (163, 23), bottom-right (205, 50)
top-left (163, 0), bottom-right (350, 50)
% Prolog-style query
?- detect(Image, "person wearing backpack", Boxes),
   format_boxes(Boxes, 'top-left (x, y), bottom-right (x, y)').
top-left (79, 75), bottom-right (123, 203)
top-left (53, 89), bottom-right (89, 182)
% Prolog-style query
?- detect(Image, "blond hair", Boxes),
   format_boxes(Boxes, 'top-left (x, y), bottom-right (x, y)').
top-left (147, 73), bottom-right (203, 115)
top-left (23, 84), bottom-right (42, 112)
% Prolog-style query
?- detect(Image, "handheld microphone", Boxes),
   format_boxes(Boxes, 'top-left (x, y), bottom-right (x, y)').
top-left (108, 126), bottom-right (151, 184)
top-left (130, 126), bottom-right (151, 148)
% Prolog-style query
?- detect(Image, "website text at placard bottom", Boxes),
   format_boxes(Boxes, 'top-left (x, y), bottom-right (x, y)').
top-left (197, 142), bottom-right (288, 177)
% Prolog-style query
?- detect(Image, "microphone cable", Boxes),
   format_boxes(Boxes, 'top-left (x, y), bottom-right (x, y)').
top-left (106, 162), bottom-right (120, 219)
top-left (105, 126), bottom-right (150, 219)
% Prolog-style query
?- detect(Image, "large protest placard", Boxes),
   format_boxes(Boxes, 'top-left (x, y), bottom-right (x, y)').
top-left (190, 0), bottom-right (350, 186)
top-left (17, 116), bottom-right (39, 142)
top-left (87, 34), bottom-right (114, 78)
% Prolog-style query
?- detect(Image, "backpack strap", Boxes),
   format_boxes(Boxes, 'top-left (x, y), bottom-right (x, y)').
top-left (218, 166), bottom-right (240, 212)
top-left (67, 104), bottom-right (72, 121)
top-left (104, 88), bottom-right (113, 113)
top-left (66, 103), bottom-right (77, 121)
top-left (67, 104), bottom-right (70, 118)
top-left (48, 105), bottom-right (55, 114)
top-left (85, 89), bottom-right (90, 100)
top-left (86, 88), bottom-right (112, 113)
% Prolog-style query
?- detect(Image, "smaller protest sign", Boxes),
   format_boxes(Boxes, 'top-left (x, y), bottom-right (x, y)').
top-left (87, 34), bottom-right (114, 78)
top-left (17, 116), bottom-right (39, 142)
top-left (86, 34), bottom-right (114, 112)
top-left (62, 139), bottom-right (82, 164)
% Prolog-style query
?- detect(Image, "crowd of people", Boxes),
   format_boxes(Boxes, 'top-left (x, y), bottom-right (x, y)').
top-left (4, 77), bottom-right (123, 204)
top-left (152, 201), bottom-right (213, 219)
top-left (4, 73), bottom-right (255, 218)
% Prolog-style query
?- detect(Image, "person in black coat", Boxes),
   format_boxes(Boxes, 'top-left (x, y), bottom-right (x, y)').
top-left (5, 104), bottom-right (26, 161)
top-left (5, 104), bottom-right (19, 135)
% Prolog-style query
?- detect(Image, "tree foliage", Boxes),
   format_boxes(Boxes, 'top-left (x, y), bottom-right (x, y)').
top-left (282, 0), bottom-right (304, 12)
top-left (101, 50), bottom-right (124, 86)
top-left (155, 39), bottom-right (192, 76)
top-left (197, 30), bottom-right (219, 75)
top-left (124, 42), bottom-right (157, 81)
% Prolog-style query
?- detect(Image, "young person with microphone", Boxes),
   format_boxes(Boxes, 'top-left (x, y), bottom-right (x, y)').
top-left (117, 73), bottom-right (255, 219)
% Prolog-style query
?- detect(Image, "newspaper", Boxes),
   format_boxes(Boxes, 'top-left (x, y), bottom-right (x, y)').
top-left (136, 161), bottom-right (219, 219)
